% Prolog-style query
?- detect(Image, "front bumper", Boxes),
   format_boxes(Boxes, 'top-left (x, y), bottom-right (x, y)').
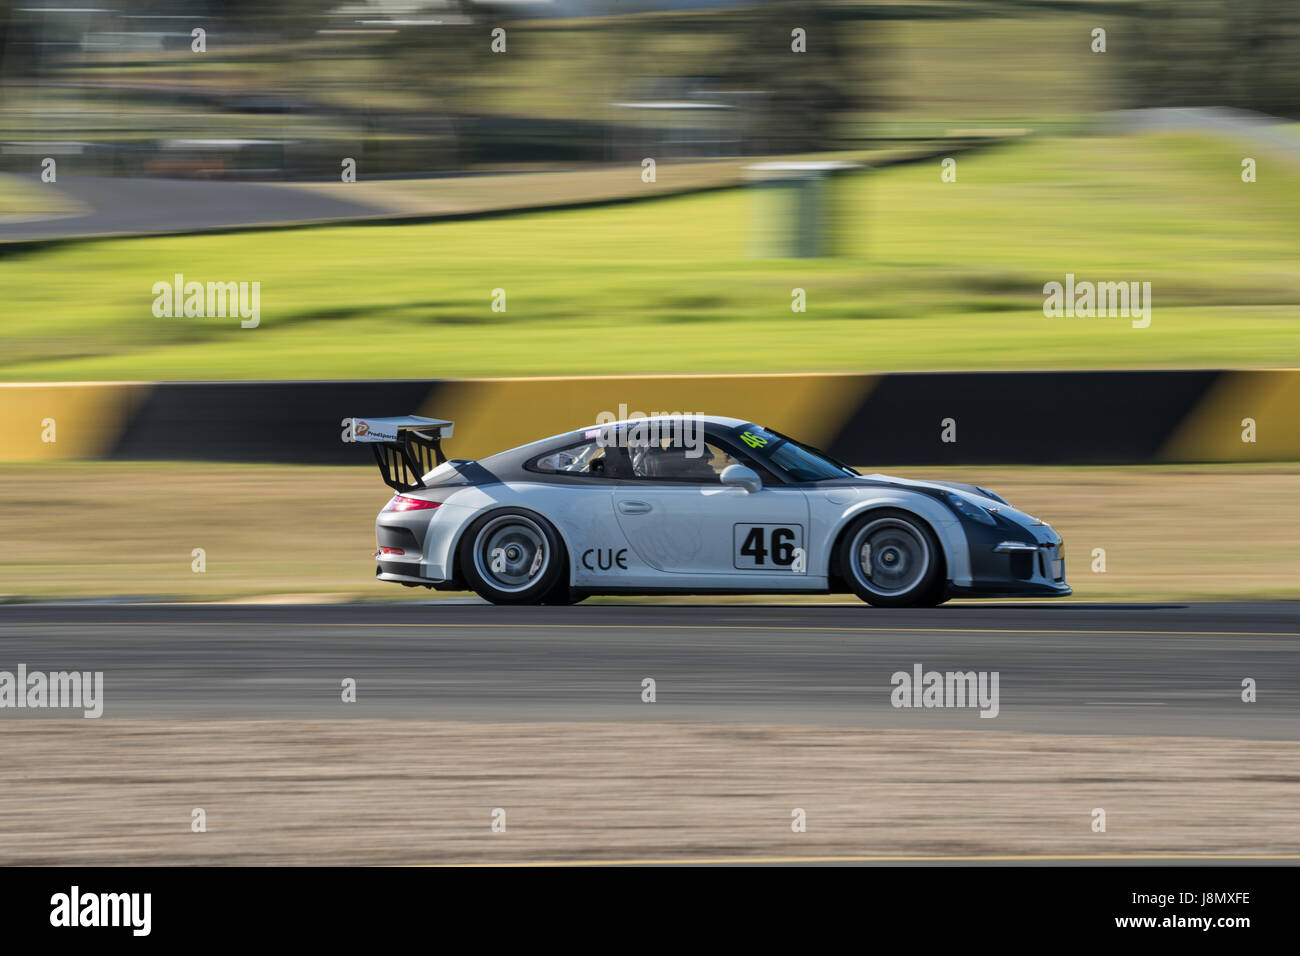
top-left (948, 579), bottom-right (1072, 599)
top-left (960, 523), bottom-right (1069, 598)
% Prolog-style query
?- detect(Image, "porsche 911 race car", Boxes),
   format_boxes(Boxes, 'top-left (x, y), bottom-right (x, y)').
top-left (351, 413), bottom-right (1070, 606)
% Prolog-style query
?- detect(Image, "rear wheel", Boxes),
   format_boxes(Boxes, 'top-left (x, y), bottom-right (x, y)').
top-left (459, 510), bottom-right (568, 605)
top-left (839, 510), bottom-right (946, 608)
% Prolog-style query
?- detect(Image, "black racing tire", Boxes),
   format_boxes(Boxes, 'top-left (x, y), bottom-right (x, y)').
top-left (838, 509), bottom-right (946, 608)
top-left (458, 509), bottom-right (568, 605)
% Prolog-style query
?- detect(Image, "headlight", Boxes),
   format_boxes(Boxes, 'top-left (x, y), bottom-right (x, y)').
top-left (943, 492), bottom-right (997, 525)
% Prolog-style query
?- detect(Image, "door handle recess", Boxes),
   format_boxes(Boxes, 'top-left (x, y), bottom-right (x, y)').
top-left (618, 500), bottom-right (652, 514)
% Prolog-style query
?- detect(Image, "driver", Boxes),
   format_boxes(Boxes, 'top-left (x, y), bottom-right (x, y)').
top-left (634, 441), bottom-right (719, 480)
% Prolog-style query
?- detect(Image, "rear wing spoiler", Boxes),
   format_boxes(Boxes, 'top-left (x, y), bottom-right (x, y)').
top-left (350, 415), bottom-right (454, 493)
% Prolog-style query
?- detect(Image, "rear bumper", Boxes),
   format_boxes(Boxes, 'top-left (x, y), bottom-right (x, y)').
top-left (375, 561), bottom-right (455, 589)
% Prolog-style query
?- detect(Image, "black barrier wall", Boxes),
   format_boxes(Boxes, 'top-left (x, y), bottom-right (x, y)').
top-left (4, 369), bottom-right (1297, 466)
top-left (824, 370), bottom-right (1224, 466)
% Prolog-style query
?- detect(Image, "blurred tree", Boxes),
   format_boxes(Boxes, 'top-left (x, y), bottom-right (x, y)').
top-left (712, 0), bottom-right (881, 153)
top-left (1126, 0), bottom-right (1300, 119)
top-left (0, 0), bottom-right (37, 77)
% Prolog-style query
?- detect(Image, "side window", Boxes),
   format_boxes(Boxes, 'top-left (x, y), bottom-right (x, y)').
top-left (531, 440), bottom-right (611, 476)
top-left (628, 439), bottom-right (739, 483)
top-left (708, 435), bottom-right (784, 485)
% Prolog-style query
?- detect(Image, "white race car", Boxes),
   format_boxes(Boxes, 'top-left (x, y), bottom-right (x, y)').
top-left (353, 414), bottom-right (1069, 606)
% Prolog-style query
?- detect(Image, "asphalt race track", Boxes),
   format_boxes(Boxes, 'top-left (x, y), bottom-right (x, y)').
top-left (0, 601), bottom-right (1295, 736)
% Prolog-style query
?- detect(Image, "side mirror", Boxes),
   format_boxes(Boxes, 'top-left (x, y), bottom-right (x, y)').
top-left (720, 463), bottom-right (762, 493)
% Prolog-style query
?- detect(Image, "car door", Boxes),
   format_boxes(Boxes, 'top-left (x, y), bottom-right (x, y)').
top-left (611, 436), bottom-right (812, 584)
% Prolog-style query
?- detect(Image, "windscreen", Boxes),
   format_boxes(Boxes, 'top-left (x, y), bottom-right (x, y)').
top-left (728, 424), bottom-right (859, 482)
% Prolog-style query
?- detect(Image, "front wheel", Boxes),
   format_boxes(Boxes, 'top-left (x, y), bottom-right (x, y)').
top-left (540, 585), bottom-right (589, 606)
top-left (839, 510), bottom-right (946, 607)
top-left (459, 510), bottom-right (568, 605)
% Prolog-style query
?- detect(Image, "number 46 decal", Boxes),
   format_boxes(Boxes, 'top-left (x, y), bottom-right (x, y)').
top-left (734, 524), bottom-right (806, 572)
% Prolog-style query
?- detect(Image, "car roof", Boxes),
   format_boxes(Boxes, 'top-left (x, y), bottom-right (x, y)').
top-left (478, 415), bottom-right (754, 470)
top-left (546, 414), bottom-right (752, 445)
top-left (591, 414), bottom-right (751, 430)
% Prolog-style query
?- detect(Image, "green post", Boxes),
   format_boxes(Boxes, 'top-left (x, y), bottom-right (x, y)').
top-left (744, 161), bottom-right (861, 258)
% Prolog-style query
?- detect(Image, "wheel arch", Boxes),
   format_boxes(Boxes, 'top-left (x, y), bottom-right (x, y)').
top-left (825, 496), bottom-right (969, 590)
top-left (446, 502), bottom-right (576, 589)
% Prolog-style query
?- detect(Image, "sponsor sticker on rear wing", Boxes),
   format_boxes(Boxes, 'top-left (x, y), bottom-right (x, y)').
top-left (351, 415), bottom-right (453, 444)
top-left (348, 415), bottom-right (453, 492)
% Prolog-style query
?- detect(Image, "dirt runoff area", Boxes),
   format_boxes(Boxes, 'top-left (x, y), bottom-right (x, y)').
top-left (1, 720), bottom-right (1297, 865)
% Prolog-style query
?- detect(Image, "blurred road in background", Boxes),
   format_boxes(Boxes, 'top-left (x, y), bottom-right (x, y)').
top-left (0, 174), bottom-right (386, 240)
top-left (0, 145), bottom-right (943, 241)
top-left (1111, 106), bottom-right (1300, 163)
top-left (2, 601), bottom-right (1295, 737)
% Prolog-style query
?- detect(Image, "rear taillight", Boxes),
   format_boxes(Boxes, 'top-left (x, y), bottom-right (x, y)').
top-left (379, 546), bottom-right (405, 555)
top-left (384, 495), bottom-right (440, 512)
